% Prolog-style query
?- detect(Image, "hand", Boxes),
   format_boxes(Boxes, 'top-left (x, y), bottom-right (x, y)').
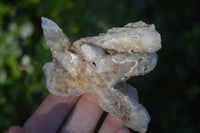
top-left (7, 94), bottom-right (130, 133)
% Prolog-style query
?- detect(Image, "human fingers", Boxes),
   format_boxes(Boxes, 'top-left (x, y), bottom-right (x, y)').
top-left (60, 93), bottom-right (104, 133)
top-left (6, 126), bottom-right (24, 133)
top-left (98, 114), bottom-right (130, 133)
top-left (23, 94), bottom-right (79, 133)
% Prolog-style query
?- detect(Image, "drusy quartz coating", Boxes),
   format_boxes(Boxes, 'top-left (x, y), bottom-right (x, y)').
top-left (41, 17), bottom-right (161, 133)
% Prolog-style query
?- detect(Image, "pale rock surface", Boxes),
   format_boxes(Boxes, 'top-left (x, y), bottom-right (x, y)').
top-left (41, 17), bottom-right (161, 133)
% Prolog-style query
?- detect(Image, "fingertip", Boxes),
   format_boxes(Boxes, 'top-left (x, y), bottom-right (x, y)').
top-left (114, 127), bottom-right (131, 133)
top-left (80, 93), bottom-right (99, 105)
top-left (98, 114), bottom-right (124, 133)
top-left (7, 126), bottom-right (24, 133)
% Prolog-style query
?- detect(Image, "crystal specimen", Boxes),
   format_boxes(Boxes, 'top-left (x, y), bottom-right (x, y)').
top-left (41, 17), bottom-right (161, 133)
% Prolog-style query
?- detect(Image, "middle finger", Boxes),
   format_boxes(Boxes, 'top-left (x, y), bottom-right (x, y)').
top-left (60, 93), bottom-right (104, 133)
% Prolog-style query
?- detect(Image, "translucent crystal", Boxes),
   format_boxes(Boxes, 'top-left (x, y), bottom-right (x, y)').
top-left (41, 17), bottom-right (161, 133)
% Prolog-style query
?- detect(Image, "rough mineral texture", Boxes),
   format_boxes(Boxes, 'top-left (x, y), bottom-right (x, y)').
top-left (41, 17), bottom-right (161, 133)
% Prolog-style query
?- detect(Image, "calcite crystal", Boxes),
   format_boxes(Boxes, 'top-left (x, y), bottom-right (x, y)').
top-left (41, 17), bottom-right (161, 133)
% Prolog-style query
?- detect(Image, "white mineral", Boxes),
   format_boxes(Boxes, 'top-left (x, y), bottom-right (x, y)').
top-left (41, 17), bottom-right (161, 133)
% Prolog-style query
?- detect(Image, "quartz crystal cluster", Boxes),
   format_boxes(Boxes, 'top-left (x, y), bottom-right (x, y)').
top-left (41, 17), bottom-right (161, 133)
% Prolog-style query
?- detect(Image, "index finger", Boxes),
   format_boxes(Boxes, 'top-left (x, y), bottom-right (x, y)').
top-left (23, 94), bottom-right (79, 133)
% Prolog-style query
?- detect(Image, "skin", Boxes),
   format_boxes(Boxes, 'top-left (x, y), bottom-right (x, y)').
top-left (6, 94), bottom-right (130, 133)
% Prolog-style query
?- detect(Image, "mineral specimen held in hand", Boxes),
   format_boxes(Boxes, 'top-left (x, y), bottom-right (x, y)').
top-left (41, 17), bottom-right (161, 133)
